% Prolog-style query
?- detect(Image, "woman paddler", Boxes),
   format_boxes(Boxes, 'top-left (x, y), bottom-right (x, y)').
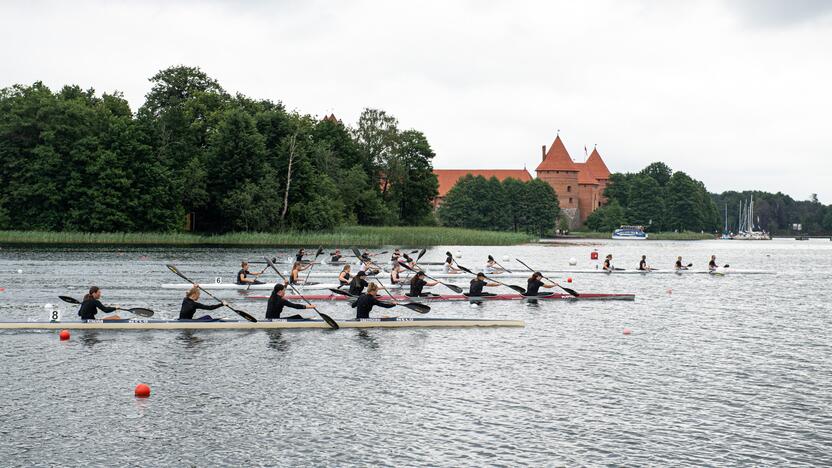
top-left (485, 255), bottom-right (505, 274)
top-left (289, 261), bottom-right (312, 285)
top-left (179, 285), bottom-right (226, 320)
top-left (390, 261), bottom-right (403, 285)
top-left (349, 271), bottom-right (369, 296)
top-left (603, 254), bottom-right (614, 272)
top-left (708, 255), bottom-right (718, 271)
top-left (638, 255), bottom-right (652, 271)
top-left (469, 273), bottom-right (499, 297)
top-left (331, 249), bottom-right (343, 262)
top-left (296, 248), bottom-right (306, 262)
top-left (237, 261), bottom-right (263, 285)
top-left (351, 283), bottom-right (396, 319)
top-left (444, 251), bottom-right (461, 274)
top-left (675, 256), bottom-right (689, 271)
top-left (266, 284), bottom-right (316, 319)
top-left (77, 286), bottom-right (121, 320)
top-left (408, 271), bottom-right (438, 297)
top-left (338, 265), bottom-right (352, 287)
top-left (525, 272), bottom-right (555, 297)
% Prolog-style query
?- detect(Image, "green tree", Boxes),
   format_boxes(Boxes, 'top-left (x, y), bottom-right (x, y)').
top-left (626, 174), bottom-right (664, 229)
top-left (640, 162), bottom-right (673, 187)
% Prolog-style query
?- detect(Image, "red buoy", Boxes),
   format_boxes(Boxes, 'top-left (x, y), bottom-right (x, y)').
top-left (567, 277), bottom-right (573, 283)
top-left (590, 250), bottom-right (599, 260)
top-left (134, 384), bottom-right (151, 398)
top-left (59, 329), bottom-right (70, 341)
top-left (623, 328), bottom-right (632, 335)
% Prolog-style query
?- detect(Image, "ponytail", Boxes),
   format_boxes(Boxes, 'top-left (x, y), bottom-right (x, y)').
top-left (83, 286), bottom-right (100, 301)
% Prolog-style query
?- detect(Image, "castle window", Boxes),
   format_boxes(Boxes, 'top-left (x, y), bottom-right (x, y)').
top-left (566, 186), bottom-right (571, 192)
top-left (569, 197), bottom-right (573, 204)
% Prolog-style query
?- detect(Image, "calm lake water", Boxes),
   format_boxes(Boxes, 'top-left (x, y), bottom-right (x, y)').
top-left (1, 239), bottom-right (831, 466)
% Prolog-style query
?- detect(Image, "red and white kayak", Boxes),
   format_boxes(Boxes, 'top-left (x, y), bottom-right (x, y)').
top-left (247, 292), bottom-right (635, 302)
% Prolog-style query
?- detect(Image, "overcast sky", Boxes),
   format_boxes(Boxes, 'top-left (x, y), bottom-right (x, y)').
top-left (2, 0), bottom-right (830, 202)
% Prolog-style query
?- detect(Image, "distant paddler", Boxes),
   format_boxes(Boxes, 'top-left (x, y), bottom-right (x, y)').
top-left (350, 283), bottom-right (396, 319)
top-left (708, 255), bottom-right (718, 272)
top-left (295, 248), bottom-right (306, 262)
top-left (179, 285), bottom-right (227, 320)
top-left (237, 261), bottom-right (264, 285)
top-left (526, 272), bottom-right (556, 296)
top-left (444, 251), bottom-right (461, 274)
top-left (409, 271), bottom-right (439, 297)
top-left (675, 256), bottom-right (689, 271)
top-left (638, 255), bottom-right (653, 272)
top-left (357, 252), bottom-right (380, 276)
top-left (390, 248), bottom-right (402, 263)
top-left (469, 272), bottom-right (500, 297)
top-left (77, 286), bottom-right (121, 320)
top-left (390, 261), bottom-right (403, 285)
top-left (338, 265), bottom-right (352, 287)
top-left (330, 249), bottom-right (343, 262)
top-left (603, 254), bottom-right (615, 272)
top-left (266, 284), bottom-right (317, 319)
top-left (485, 255), bottom-right (506, 274)
top-left (349, 271), bottom-right (369, 296)
top-left (289, 261), bottom-right (313, 285)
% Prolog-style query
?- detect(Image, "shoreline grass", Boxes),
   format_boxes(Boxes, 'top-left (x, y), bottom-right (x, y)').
top-left (0, 226), bottom-right (536, 247)
top-left (566, 231), bottom-right (716, 241)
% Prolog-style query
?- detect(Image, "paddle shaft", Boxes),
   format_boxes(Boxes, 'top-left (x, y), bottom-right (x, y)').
top-left (166, 265), bottom-right (255, 322)
top-left (514, 258), bottom-right (579, 297)
top-left (265, 257), bottom-right (338, 329)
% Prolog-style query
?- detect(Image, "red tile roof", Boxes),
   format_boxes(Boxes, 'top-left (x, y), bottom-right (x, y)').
top-left (585, 147), bottom-right (611, 179)
top-left (434, 169), bottom-right (532, 198)
top-left (536, 135), bottom-right (578, 172)
top-left (575, 163), bottom-right (599, 185)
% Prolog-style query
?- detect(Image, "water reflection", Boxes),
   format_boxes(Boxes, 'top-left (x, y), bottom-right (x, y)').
top-left (176, 330), bottom-right (204, 348)
top-left (79, 331), bottom-right (103, 348)
top-left (356, 330), bottom-right (379, 350)
top-left (267, 330), bottom-right (289, 352)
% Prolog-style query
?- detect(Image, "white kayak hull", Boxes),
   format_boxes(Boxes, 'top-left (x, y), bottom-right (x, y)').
top-left (0, 318), bottom-right (524, 330)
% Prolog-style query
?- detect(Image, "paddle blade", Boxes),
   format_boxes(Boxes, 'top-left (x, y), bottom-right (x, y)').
top-left (514, 258), bottom-right (534, 272)
top-left (166, 264), bottom-right (189, 282)
top-left (456, 264), bottom-right (474, 275)
top-left (328, 288), bottom-right (355, 297)
top-left (401, 302), bottom-right (430, 314)
top-left (416, 248), bottom-right (427, 261)
top-left (58, 295), bottom-right (81, 305)
top-left (687, 263), bottom-right (693, 267)
top-left (507, 284), bottom-right (527, 294)
top-left (444, 283), bottom-right (463, 293)
top-left (128, 307), bottom-right (154, 318)
top-left (398, 260), bottom-right (415, 272)
top-left (559, 286), bottom-right (579, 297)
top-left (351, 247), bottom-right (362, 259)
top-left (318, 311), bottom-right (339, 329)
top-left (230, 307), bottom-right (257, 322)
top-left (724, 264), bottom-right (730, 268)
top-left (315, 246), bottom-right (324, 257)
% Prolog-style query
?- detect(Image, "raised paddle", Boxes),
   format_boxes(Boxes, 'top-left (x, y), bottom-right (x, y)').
top-left (488, 255), bottom-right (513, 273)
top-left (454, 263), bottom-right (526, 294)
top-left (351, 248), bottom-right (430, 314)
top-left (300, 246), bottom-right (325, 285)
top-left (328, 288), bottom-right (356, 298)
top-left (514, 258), bottom-right (580, 297)
top-left (397, 261), bottom-right (463, 293)
top-left (247, 257), bottom-right (276, 291)
top-left (58, 295), bottom-right (154, 317)
top-left (166, 264), bottom-right (257, 322)
top-left (264, 257), bottom-right (339, 329)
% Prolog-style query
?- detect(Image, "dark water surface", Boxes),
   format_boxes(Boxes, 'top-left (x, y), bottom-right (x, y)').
top-left (1, 240), bottom-right (830, 466)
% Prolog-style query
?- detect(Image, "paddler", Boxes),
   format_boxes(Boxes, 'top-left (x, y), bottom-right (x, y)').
top-left (330, 249), bottom-right (343, 262)
top-left (289, 261), bottom-right (312, 285)
top-left (266, 284), bottom-right (316, 319)
top-left (675, 256), bottom-right (689, 271)
top-left (295, 248), bottom-right (306, 262)
top-left (708, 255), bottom-right (718, 272)
top-left (390, 261), bottom-right (403, 285)
top-left (349, 271), bottom-right (369, 296)
top-left (408, 271), bottom-right (438, 297)
top-left (485, 255), bottom-right (505, 274)
top-left (390, 248), bottom-right (401, 263)
top-left (638, 255), bottom-right (652, 271)
top-left (77, 286), bottom-right (121, 320)
top-left (338, 265), bottom-right (352, 287)
top-left (444, 251), bottom-right (461, 274)
top-left (350, 283), bottom-right (396, 319)
top-left (603, 254), bottom-right (614, 272)
top-left (237, 261), bottom-right (263, 285)
top-left (469, 272), bottom-right (499, 297)
top-left (358, 254), bottom-right (380, 276)
top-left (526, 272), bottom-right (556, 297)
top-left (179, 285), bottom-right (226, 320)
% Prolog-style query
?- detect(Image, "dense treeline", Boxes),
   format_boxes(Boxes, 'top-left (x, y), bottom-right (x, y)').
top-left (712, 191), bottom-right (832, 235)
top-left (585, 161), bottom-right (832, 234)
top-left (0, 66), bottom-right (438, 233)
top-left (587, 162), bottom-right (719, 232)
top-left (437, 175), bottom-right (560, 235)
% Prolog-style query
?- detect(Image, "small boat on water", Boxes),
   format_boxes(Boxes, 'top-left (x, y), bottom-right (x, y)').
top-left (0, 318), bottom-right (524, 330)
top-left (612, 225), bottom-right (648, 240)
top-left (247, 292), bottom-right (637, 302)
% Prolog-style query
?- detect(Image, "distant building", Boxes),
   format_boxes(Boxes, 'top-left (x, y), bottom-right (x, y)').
top-left (433, 169), bottom-right (532, 208)
top-left (536, 135), bottom-right (610, 228)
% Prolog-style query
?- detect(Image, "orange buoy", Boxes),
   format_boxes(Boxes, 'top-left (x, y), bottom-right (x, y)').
top-left (134, 383), bottom-right (151, 398)
top-left (59, 329), bottom-right (70, 341)
top-left (623, 328), bottom-right (632, 335)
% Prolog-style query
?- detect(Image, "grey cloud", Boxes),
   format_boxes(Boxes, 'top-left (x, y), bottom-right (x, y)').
top-left (729, 0), bottom-right (832, 26)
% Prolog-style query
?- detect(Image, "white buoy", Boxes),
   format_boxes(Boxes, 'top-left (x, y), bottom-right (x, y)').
top-left (44, 303), bottom-right (53, 309)
top-left (286, 256), bottom-right (293, 263)
top-left (17, 269), bottom-right (23, 274)
top-left (501, 255), bottom-right (510, 262)
top-left (455, 251), bottom-right (462, 258)
top-left (568, 257), bottom-right (577, 266)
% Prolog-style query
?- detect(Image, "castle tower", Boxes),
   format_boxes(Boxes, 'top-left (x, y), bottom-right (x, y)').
top-left (585, 147), bottom-right (611, 204)
top-left (536, 135), bottom-right (580, 228)
top-left (575, 163), bottom-right (599, 224)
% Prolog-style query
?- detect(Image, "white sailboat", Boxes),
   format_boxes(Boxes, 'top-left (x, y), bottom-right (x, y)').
top-left (734, 195), bottom-right (771, 240)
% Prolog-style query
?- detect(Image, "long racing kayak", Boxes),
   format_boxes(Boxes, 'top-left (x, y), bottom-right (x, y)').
top-left (0, 318), bottom-right (524, 330)
top-left (246, 292), bottom-right (636, 302)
